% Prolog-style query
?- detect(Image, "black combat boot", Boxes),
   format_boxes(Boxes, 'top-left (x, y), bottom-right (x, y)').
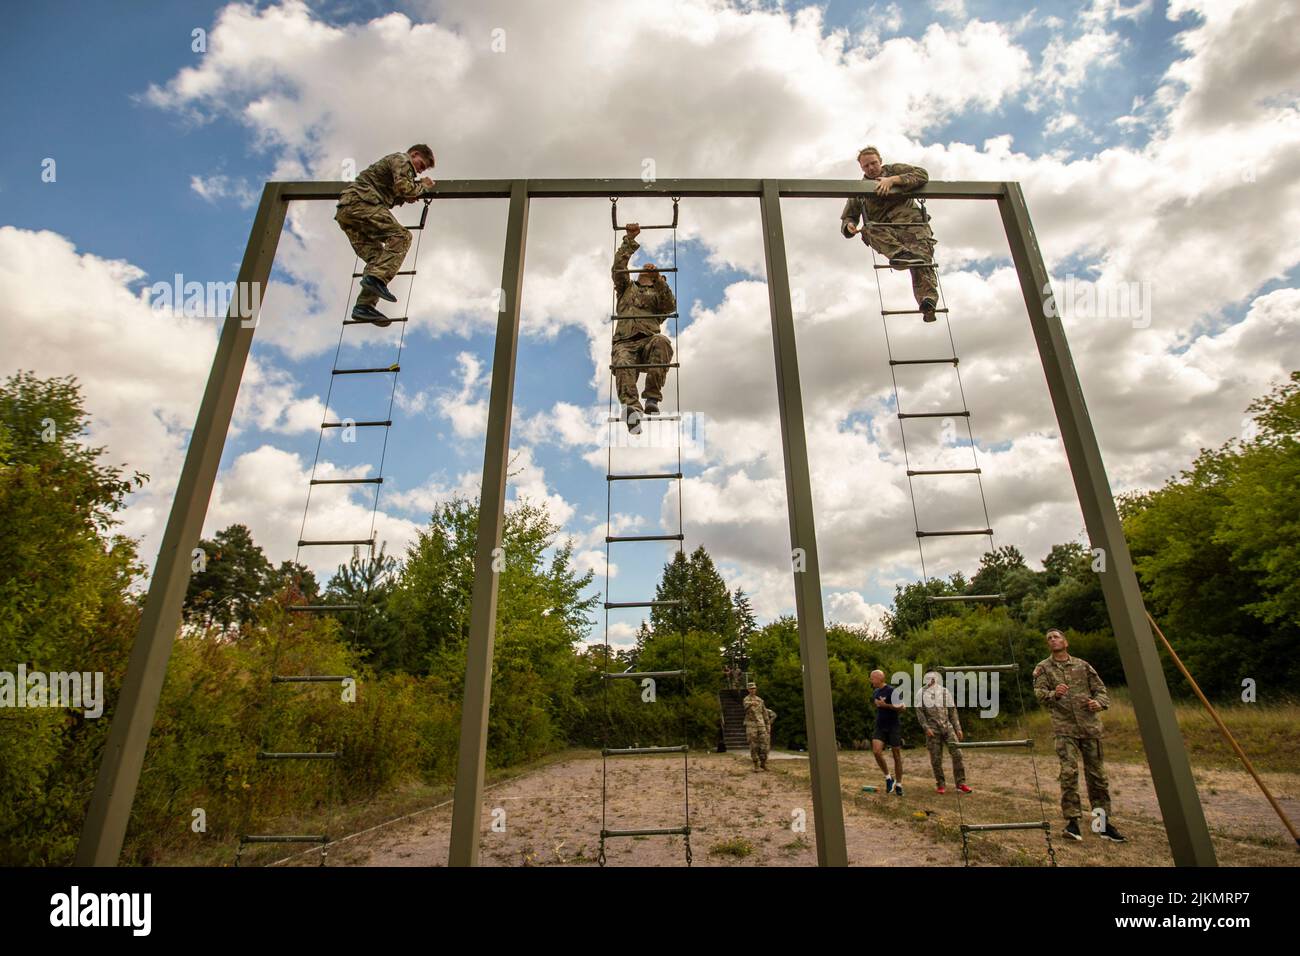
top-left (360, 274), bottom-right (397, 302)
top-left (920, 299), bottom-right (938, 323)
top-left (1063, 818), bottom-right (1083, 841)
top-left (351, 304), bottom-right (392, 327)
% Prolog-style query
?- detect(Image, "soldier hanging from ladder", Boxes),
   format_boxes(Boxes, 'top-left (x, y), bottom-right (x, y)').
top-left (335, 144), bottom-right (438, 326)
top-left (840, 145), bottom-right (939, 322)
top-left (611, 221), bottom-right (677, 435)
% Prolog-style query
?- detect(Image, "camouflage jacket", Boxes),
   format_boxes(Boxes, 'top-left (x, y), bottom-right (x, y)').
top-left (743, 695), bottom-right (776, 731)
top-left (612, 236), bottom-right (677, 342)
top-left (1032, 654), bottom-right (1110, 739)
top-left (916, 682), bottom-right (962, 737)
top-left (839, 162), bottom-right (930, 237)
top-left (340, 152), bottom-right (434, 209)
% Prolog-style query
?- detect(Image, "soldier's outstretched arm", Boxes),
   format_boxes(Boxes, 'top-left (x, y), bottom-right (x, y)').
top-left (612, 235), bottom-right (638, 298)
top-left (888, 162), bottom-right (930, 190)
top-left (1087, 663), bottom-right (1110, 709)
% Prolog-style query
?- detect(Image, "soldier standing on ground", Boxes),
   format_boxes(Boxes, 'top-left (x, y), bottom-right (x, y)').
top-left (612, 222), bottom-right (677, 435)
top-left (870, 669), bottom-right (906, 796)
top-left (742, 682), bottom-right (776, 772)
top-left (335, 145), bottom-right (438, 327)
top-left (839, 146), bottom-right (940, 322)
top-left (917, 670), bottom-right (972, 795)
top-left (1032, 628), bottom-right (1127, 843)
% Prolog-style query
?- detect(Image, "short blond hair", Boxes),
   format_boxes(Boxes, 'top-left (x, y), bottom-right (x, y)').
top-left (857, 146), bottom-right (881, 160)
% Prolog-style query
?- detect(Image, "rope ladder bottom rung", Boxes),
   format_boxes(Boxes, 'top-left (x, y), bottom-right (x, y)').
top-left (601, 827), bottom-right (691, 838)
top-left (960, 822), bottom-right (1050, 833)
top-left (240, 834), bottom-right (329, 844)
top-left (602, 745), bottom-right (689, 756)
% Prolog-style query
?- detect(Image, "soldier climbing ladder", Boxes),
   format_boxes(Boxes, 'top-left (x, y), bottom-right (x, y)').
top-left (867, 214), bottom-right (1057, 866)
top-left (235, 199), bottom-right (432, 866)
top-left (598, 197), bottom-right (692, 867)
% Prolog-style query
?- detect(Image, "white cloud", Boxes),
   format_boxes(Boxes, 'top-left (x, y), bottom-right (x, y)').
top-left (825, 591), bottom-right (891, 634)
top-left (10, 0), bottom-right (1298, 627)
top-left (190, 174), bottom-right (258, 208)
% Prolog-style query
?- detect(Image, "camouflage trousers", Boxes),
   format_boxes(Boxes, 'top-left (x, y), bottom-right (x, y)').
top-left (612, 333), bottom-right (673, 411)
top-left (1055, 736), bottom-right (1111, 820)
top-left (862, 219), bottom-right (937, 310)
top-left (926, 731), bottom-right (966, 788)
top-left (746, 726), bottom-right (770, 763)
top-left (335, 200), bottom-right (412, 307)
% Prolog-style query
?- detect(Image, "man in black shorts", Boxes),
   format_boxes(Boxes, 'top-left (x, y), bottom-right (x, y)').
top-left (870, 669), bottom-right (906, 796)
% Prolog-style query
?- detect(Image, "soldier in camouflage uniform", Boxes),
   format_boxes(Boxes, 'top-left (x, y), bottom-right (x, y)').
top-left (916, 670), bottom-right (971, 794)
top-left (1032, 628), bottom-right (1127, 843)
top-left (742, 682), bottom-right (776, 771)
top-left (839, 146), bottom-right (939, 322)
top-left (612, 222), bottom-right (677, 435)
top-left (335, 145), bottom-right (437, 326)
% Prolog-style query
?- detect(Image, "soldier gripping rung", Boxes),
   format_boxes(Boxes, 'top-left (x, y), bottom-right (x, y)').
top-left (953, 739), bottom-right (1033, 750)
top-left (606, 415), bottom-right (681, 422)
top-left (936, 663), bottom-right (1019, 672)
top-left (864, 220), bottom-right (930, 228)
top-left (928, 594), bottom-right (1003, 603)
top-left (610, 363), bottom-right (681, 370)
top-left (916, 529), bottom-right (993, 538)
top-left (601, 827), bottom-right (691, 838)
top-left (898, 410), bottom-right (970, 419)
top-left (602, 745), bottom-right (689, 756)
top-left (287, 604), bottom-right (361, 612)
top-left (874, 261), bottom-right (936, 270)
top-left (272, 675), bottom-right (353, 683)
top-left (612, 267), bottom-right (679, 274)
top-left (352, 270), bottom-right (416, 277)
top-left (890, 357), bottom-right (959, 366)
top-left (602, 670), bottom-right (687, 680)
top-left (610, 312), bottom-right (678, 320)
top-left (607, 533), bottom-right (685, 543)
top-left (908, 468), bottom-right (981, 476)
top-left (257, 751), bottom-right (340, 760)
top-left (241, 834), bottom-right (329, 844)
top-left (960, 822), bottom-right (1049, 834)
top-left (607, 472), bottom-right (683, 481)
top-left (310, 477), bottom-right (382, 485)
top-left (333, 365), bottom-right (400, 375)
top-left (882, 307), bottom-right (950, 316)
top-left (297, 538), bottom-right (375, 547)
top-left (604, 600), bottom-right (681, 609)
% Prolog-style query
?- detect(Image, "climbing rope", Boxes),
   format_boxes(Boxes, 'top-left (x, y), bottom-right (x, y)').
top-left (600, 197), bottom-right (691, 867)
top-left (868, 215), bottom-right (1055, 866)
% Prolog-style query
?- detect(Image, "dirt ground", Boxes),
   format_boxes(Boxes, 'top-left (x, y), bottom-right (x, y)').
top-left (280, 749), bottom-right (1299, 867)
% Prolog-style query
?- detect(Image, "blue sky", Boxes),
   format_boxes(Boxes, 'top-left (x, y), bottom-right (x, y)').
top-left (4, 0), bottom-right (1297, 643)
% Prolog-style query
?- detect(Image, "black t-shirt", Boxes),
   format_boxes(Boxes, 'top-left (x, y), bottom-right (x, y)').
top-left (874, 685), bottom-right (901, 731)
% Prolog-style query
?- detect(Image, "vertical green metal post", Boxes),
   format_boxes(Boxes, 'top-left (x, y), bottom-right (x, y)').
top-left (998, 181), bottom-right (1216, 866)
top-left (759, 180), bottom-right (848, 867)
top-left (76, 184), bottom-right (288, 865)
top-left (448, 181), bottom-right (530, 867)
